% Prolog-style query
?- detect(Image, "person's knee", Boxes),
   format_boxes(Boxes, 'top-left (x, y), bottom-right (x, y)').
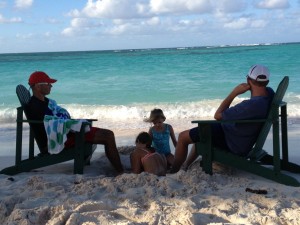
top-left (94, 128), bottom-right (115, 144)
top-left (105, 129), bottom-right (115, 139)
top-left (178, 130), bottom-right (191, 145)
top-left (178, 132), bottom-right (184, 140)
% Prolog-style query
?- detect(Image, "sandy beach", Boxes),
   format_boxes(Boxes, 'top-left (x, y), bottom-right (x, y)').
top-left (1, 123), bottom-right (300, 225)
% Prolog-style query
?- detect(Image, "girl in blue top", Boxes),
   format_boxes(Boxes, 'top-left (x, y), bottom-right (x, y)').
top-left (144, 108), bottom-right (177, 166)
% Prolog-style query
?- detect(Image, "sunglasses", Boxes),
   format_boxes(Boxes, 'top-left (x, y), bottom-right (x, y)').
top-left (36, 82), bottom-right (52, 86)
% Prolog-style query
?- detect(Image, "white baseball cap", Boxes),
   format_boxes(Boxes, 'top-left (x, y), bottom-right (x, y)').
top-left (247, 64), bottom-right (270, 82)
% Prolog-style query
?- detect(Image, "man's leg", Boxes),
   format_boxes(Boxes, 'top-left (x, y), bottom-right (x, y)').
top-left (92, 128), bottom-right (124, 173)
top-left (166, 153), bottom-right (174, 168)
top-left (181, 144), bottom-right (199, 170)
top-left (170, 129), bottom-right (193, 173)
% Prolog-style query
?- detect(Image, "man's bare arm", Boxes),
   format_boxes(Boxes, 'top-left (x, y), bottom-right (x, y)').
top-left (214, 83), bottom-right (250, 120)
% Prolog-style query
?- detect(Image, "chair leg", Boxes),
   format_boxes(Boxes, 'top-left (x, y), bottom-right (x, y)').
top-left (280, 105), bottom-right (289, 164)
top-left (272, 110), bottom-right (281, 174)
top-left (74, 127), bottom-right (85, 174)
top-left (16, 108), bottom-right (24, 165)
top-left (198, 124), bottom-right (213, 175)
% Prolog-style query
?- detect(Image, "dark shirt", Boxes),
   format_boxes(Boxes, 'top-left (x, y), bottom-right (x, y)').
top-left (222, 87), bottom-right (275, 156)
top-left (25, 96), bottom-right (53, 153)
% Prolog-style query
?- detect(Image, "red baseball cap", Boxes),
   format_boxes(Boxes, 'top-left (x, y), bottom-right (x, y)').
top-left (28, 71), bottom-right (57, 85)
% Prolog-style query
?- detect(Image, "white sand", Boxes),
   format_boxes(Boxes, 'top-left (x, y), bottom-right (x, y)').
top-left (1, 127), bottom-right (300, 224)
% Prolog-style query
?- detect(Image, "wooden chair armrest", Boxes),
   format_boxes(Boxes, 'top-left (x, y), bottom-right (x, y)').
top-left (86, 119), bottom-right (98, 122)
top-left (278, 101), bottom-right (287, 107)
top-left (16, 119), bottom-right (44, 124)
top-left (192, 119), bottom-right (267, 124)
top-left (72, 119), bottom-right (98, 126)
top-left (73, 118), bottom-right (98, 121)
top-left (17, 118), bottom-right (97, 124)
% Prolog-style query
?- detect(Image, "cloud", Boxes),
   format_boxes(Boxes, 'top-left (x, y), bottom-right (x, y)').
top-left (105, 23), bottom-right (137, 35)
top-left (223, 16), bottom-right (268, 29)
top-left (0, 13), bottom-right (22, 23)
top-left (16, 33), bottom-right (33, 39)
top-left (250, 19), bottom-right (268, 28)
top-left (45, 18), bottom-right (61, 24)
top-left (256, 0), bottom-right (290, 9)
top-left (62, 18), bottom-right (103, 37)
top-left (62, 0), bottom-right (246, 37)
top-left (149, 0), bottom-right (212, 14)
top-left (105, 18), bottom-right (163, 35)
top-left (103, 16), bottom-right (207, 36)
top-left (81, 0), bottom-right (148, 19)
top-left (212, 0), bottom-right (247, 13)
top-left (44, 32), bottom-right (51, 37)
top-left (61, 0), bottom-right (297, 41)
top-left (149, 0), bottom-right (247, 15)
top-left (224, 17), bottom-right (249, 29)
top-left (68, 0), bottom-right (214, 19)
top-left (145, 16), bottom-right (160, 25)
top-left (73, 0), bottom-right (249, 19)
top-left (14, 0), bottom-right (33, 10)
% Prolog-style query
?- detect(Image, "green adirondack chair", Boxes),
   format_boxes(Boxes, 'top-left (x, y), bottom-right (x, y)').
top-left (192, 76), bottom-right (300, 186)
top-left (0, 85), bottom-right (96, 175)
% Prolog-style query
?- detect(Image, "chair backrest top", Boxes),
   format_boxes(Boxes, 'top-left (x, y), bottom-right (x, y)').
top-left (271, 76), bottom-right (289, 106)
top-left (249, 76), bottom-right (289, 158)
top-left (16, 84), bottom-right (31, 107)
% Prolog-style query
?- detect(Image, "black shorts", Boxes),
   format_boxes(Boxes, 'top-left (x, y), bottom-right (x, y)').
top-left (189, 123), bottom-right (229, 150)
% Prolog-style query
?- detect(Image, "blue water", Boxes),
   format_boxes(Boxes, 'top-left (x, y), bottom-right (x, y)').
top-left (1, 43), bottom-right (300, 134)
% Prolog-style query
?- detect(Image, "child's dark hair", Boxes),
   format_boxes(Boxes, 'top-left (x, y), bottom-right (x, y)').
top-left (135, 132), bottom-right (152, 148)
top-left (144, 108), bottom-right (166, 123)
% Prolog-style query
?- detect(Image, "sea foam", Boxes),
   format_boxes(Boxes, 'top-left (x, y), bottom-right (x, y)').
top-left (2, 97), bottom-right (300, 131)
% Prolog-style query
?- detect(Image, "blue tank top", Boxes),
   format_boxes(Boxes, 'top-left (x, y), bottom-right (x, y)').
top-left (151, 124), bottom-right (171, 155)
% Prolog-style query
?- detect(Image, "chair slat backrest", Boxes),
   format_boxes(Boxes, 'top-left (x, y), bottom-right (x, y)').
top-left (249, 76), bottom-right (289, 158)
top-left (16, 84), bottom-right (31, 107)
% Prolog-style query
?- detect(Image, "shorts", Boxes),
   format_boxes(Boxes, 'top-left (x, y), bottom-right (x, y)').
top-left (64, 127), bottom-right (98, 148)
top-left (189, 123), bottom-right (229, 150)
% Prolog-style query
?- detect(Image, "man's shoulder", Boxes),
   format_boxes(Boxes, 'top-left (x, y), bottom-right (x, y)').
top-left (28, 96), bottom-right (49, 105)
top-left (266, 87), bottom-right (275, 98)
top-left (25, 96), bottom-right (50, 119)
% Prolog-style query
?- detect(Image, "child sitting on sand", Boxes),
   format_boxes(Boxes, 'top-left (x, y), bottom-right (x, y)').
top-left (144, 108), bottom-right (177, 167)
top-left (130, 132), bottom-right (167, 176)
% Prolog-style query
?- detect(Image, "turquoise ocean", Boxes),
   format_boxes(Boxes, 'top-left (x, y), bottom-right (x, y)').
top-left (1, 42), bottom-right (300, 155)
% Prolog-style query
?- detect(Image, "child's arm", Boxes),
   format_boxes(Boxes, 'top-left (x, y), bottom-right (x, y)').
top-left (148, 127), bottom-right (153, 138)
top-left (169, 125), bottom-right (177, 147)
top-left (130, 151), bottom-right (143, 174)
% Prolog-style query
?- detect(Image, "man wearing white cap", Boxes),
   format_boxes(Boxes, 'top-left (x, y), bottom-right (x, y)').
top-left (171, 64), bottom-right (274, 173)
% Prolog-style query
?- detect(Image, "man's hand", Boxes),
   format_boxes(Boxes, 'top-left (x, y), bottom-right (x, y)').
top-left (232, 83), bottom-right (251, 96)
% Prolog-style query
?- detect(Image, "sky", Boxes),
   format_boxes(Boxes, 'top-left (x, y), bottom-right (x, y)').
top-left (0, 0), bottom-right (300, 53)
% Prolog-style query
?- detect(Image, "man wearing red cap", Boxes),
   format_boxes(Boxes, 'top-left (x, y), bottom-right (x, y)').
top-left (26, 71), bottom-right (124, 173)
